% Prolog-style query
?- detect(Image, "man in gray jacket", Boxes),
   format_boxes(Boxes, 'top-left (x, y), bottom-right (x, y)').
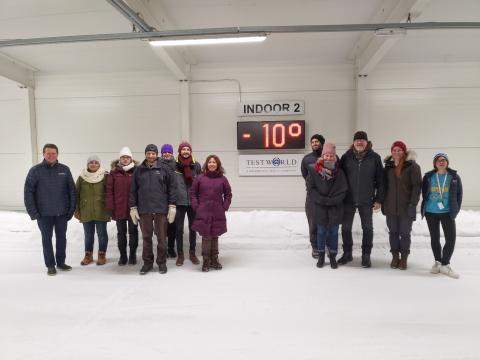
top-left (129, 144), bottom-right (177, 275)
top-left (338, 131), bottom-right (384, 268)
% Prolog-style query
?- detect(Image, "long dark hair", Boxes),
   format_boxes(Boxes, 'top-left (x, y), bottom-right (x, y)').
top-left (202, 154), bottom-right (225, 175)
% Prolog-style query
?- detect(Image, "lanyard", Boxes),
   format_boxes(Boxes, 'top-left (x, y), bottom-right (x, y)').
top-left (436, 173), bottom-right (448, 200)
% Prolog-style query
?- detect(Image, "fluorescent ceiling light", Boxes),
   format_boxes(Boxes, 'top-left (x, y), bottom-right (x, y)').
top-left (149, 35), bottom-right (266, 47)
top-left (374, 28), bottom-right (407, 36)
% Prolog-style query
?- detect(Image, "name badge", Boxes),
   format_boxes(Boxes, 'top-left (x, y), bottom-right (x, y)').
top-left (437, 202), bottom-right (445, 210)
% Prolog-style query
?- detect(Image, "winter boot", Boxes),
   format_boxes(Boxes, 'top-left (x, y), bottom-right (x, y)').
top-left (96, 251), bottom-right (107, 266)
top-left (167, 248), bottom-right (177, 258)
top-left (329, 254), bottom-right (338, 269)
top-left (361, 253), bottom-right (371, 268)
top-left (202, 257), bottom-right (211, 272)
top-left (176, 252), bottom-right (184, 266)
top-left (80, 251), bottom-right (94, 266)
top-left (312, 249), bottom-right (320, 259)
top-left (210, 256), bottom-right (223, 270)
top-left (139, 264), bottom-right (153, 275)
top-left (47, 266), bottom-right (57, 276)
top-left (398, 254), bottom-right (408, 270)
top-left (337, 252), bottom-right (353, 265)
top-left (440, 264), bottom-right (460, 279)
top-left (57, 263), bottom-right (72, 271)
top-left (390, 252), bottom-right (400, 269)
top-left (118, 248), bottom-right (128, 266)
top-left (189, 250), bottom-right (200, 265)
top-left (430, 261), bottom-right (441, 274)
top-left (158, 263), bottom-right (168, 274)
top-left (316, 252), bottom-right (325, 268)
top-left (128, 249), bottom-right (137, 265)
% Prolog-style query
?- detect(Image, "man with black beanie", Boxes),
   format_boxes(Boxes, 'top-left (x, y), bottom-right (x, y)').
top-left (301, 133), bottom-right (325, 258)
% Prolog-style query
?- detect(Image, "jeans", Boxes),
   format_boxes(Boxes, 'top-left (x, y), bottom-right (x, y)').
top-left (425, 213), bottom-right (456, 265)
top-left (305, 196), bottom-right (317, 250)
top-left (83, 221), bottom-right (109, 252)
top-left (175, 205), bottom-right (197, 253)
top-left (341, 204), bottom-right (374, 254)
top-left (386, 215), bottom-right (413, 255)
top-left (116, 218), bottom-right (138, 256)
top-left (37, 215), bottom-right (68, 267)
top-left (316, 224), bottom-right (339, 254)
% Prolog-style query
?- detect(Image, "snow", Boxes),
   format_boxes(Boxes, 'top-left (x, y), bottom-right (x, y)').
top-left (1, 209), bottom-right (479, 360)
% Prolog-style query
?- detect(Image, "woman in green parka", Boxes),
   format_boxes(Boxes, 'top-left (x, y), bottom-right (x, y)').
top-left (74, 155), bottom-right (110, 266)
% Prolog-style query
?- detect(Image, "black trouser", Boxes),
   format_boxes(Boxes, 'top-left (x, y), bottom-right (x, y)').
top-left (167, 222), bottom-right (176, 251)
top-left (386, 215), bottom-right (413, 255)
top-left (305, 196), bottom-right (317, 250)
top-left (341, 204), bottom-right (374, 254)
top-left (37, 215), bottom-right (68, 267)
top-left (425, 213), bottom-right (456, 265)
top-left (116, 218), bottom-right (138, 257)
top-left (175, 205), bottom-right (196, 254)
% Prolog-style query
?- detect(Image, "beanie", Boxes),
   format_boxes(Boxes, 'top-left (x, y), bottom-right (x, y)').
top-left (178, 141), bottom-right (192, 153)
top-left (119, 146), bottom-right (133, 158)
top-left (87, 155), bottom-right (101, 164)
top-left (310, 134), bottom-right (326, 145)
top-left (144, 144), bottom-right (158, 154)
top-left (433, 152), bottom-right (449, 167)
top-left (391, 141), bottom-right (407, 153)
top-left (161, 144), bottom-right (174, 154)
top-left (321, 143), bottom-right (337, 156)
top-left (353, 131), bottom-right (368, 141)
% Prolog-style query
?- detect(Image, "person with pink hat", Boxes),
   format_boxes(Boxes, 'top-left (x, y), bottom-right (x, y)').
top-left (307, 143), bottom-right (348, 269)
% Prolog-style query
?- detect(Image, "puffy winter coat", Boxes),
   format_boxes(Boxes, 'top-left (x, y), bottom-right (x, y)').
top-left (382, 152), bottom-right (422, 219)
top-left (24, 160), bottom-right (76, 219)
top-left (175, 157), bottom-right (201, 206)
top-left (301, 150), bottom-right (321, 180)
top-left (421, 168), bottom-right (463, 219)
top-left (190, 172), bottom-right (232, 237)
top-left (129, 159), bottom-right (177, 214)
top-left (307, 166), bottom-right (348, 226)
top-left (105, 161), bottom-right (137, 220)
top-left (339, 143), bottom-right (385, 206)
top-left (76, 175), bottom-right (110, 223)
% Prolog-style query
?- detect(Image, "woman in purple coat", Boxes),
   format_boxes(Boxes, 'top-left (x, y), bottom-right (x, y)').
top-left (190, 155), bottom-right (232, 272)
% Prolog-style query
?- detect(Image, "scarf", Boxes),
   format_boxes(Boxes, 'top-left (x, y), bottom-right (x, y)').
top-left (179, 156), bottom-right (193, 185)
top-left (80, 167), bottom-right (107, 184)
top-left (121, 162), bottom-right (135, 172)
top-left (206, 170), bottom-right (222, 178)
top-left (314, 159), bottom-right (337, 180)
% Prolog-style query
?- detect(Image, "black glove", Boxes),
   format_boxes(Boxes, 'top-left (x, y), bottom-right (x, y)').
top-left (407, 205), bottom-right (417, 221)
top-left (30, 213), bottom-right (39, 221)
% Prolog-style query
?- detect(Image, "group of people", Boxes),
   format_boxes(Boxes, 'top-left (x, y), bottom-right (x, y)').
top-left (24, 142), bottom-right (232, 276)
top-left (302, 131), bottom-right (463, 278)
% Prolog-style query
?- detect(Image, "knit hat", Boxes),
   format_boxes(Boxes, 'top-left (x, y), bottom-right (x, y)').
top-left (353, 131), bottom-right (368, 141)
top-left (391, 141), bottom-right (407, 153)
top-left (87, 155), bottom-right (101, 164)
top-left (433, 152), bottom-right (449, 167)
top-left (161, 144), bottom-right (174, 154)
top-left (321, 143), bottom-right (336, 156)
top-left (144, 144), bottom-right (158, 154)
top-left (178, 141), bottom-right (192, 153)
top-left (119, 146), bottom-right (133, 158)
top-left (310, 134), bottom-right (325, 145)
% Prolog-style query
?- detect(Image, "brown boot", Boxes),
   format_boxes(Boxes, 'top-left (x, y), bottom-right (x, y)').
top-left (176, 252), bottom-right (184, 266)
top-left (398, 253), bottom-right (408, 270)
top-left (390, 252), bottom-right (400, 269)
top-left (202, 257), bottom-right (211, 272)
top-left (96, 251), bottom-right (107, 266)
top-left (210, 256), bottom-right (222, 270)
top-left (80, 251), bottom-right (93, 266)
top-left (189, 250), bottom-right (200, 265)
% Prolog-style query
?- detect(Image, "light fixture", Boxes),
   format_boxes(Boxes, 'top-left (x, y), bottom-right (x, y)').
top-left (149, 35), bottom-right (267, 47)
top-left (374, 27), bottom-right (407, 37)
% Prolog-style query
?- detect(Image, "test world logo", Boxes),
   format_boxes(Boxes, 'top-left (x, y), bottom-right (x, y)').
top-left (245, 157), bottom-right (298, 167)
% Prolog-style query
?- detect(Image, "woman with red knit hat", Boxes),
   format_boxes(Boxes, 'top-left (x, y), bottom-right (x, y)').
top-left (382, 141), bottom-right (422, 270)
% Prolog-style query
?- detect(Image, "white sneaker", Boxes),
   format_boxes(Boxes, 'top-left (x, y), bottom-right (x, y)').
top-left (440, 264), bottom-right (460, 279)
top-left (430, 261), bottom-right (441, 274)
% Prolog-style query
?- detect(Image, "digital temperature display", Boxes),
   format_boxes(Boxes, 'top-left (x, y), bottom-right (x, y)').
top-left (237, 120), bottom-right (305, 150)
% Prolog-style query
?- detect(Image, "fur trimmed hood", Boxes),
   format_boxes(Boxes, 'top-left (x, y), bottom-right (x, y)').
top-left (110, 159), bottom-right (139, 170)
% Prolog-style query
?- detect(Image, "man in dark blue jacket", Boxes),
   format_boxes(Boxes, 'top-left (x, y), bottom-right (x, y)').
top-left (24, 143), bottom-right (76, 276)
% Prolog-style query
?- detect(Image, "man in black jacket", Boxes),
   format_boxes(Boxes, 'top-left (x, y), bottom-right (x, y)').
top-left (129, 144), bottom-right (177, 275)
top-left (301, 134), bottom-right (325, 258)
top-left (24, 143), bottom-right (76, 276)
top-left (338, 131), bottom-right (384, 267)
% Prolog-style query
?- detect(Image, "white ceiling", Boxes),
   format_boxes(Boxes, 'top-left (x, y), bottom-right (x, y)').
top-left (0, 0), bottom-right (479, 74)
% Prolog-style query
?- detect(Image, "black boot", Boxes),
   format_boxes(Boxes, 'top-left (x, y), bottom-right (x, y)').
top-left (128, 248), bottom-right (137, 265)
top-left (316, 252), bottom-right (325, 268)
top-left (311, 248), bottom-right (320, 259)
top-left (329, 254), bottom-right (338, 269)
top-left (338, 252), bottom-right (353, 265)
top-left (361, 253), bottom-right (371, 268)
top-left (167, 248), bottom-right (177, 258)
top-left (118, 247), bottom-right (128, 266)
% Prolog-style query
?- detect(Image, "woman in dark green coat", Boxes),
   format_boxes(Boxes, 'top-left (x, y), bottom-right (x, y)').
top-left (75, 155), bottom-right (110, 266)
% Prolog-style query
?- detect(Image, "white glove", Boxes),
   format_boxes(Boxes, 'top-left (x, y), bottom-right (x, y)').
top-left (167, 205), bottom-right (176, 224)
top-left (130, 207), bottom-right (140, 225)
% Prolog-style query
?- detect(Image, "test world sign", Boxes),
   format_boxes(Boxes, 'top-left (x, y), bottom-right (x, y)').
top-left (238, 100), bottom-right (305, 116)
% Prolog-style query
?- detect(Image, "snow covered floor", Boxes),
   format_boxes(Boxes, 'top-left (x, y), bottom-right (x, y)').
top-left (1, 210), bottom-right (479, 360)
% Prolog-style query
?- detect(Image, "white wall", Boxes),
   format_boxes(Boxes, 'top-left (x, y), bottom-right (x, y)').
top-left (1, 62), bottom-right (479, 210)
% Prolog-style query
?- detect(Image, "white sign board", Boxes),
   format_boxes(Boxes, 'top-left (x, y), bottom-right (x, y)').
top-left (238, 100), bottom-right (305, 116)
top-left (238, 154), bottom-right (304, 176)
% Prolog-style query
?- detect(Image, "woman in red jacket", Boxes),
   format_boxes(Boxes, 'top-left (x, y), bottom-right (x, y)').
top-left (190, 155), bottom-right (232, 272)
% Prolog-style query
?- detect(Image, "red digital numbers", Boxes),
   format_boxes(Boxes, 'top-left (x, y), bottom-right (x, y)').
top-left (262, 122), bottom-right (302, 148)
